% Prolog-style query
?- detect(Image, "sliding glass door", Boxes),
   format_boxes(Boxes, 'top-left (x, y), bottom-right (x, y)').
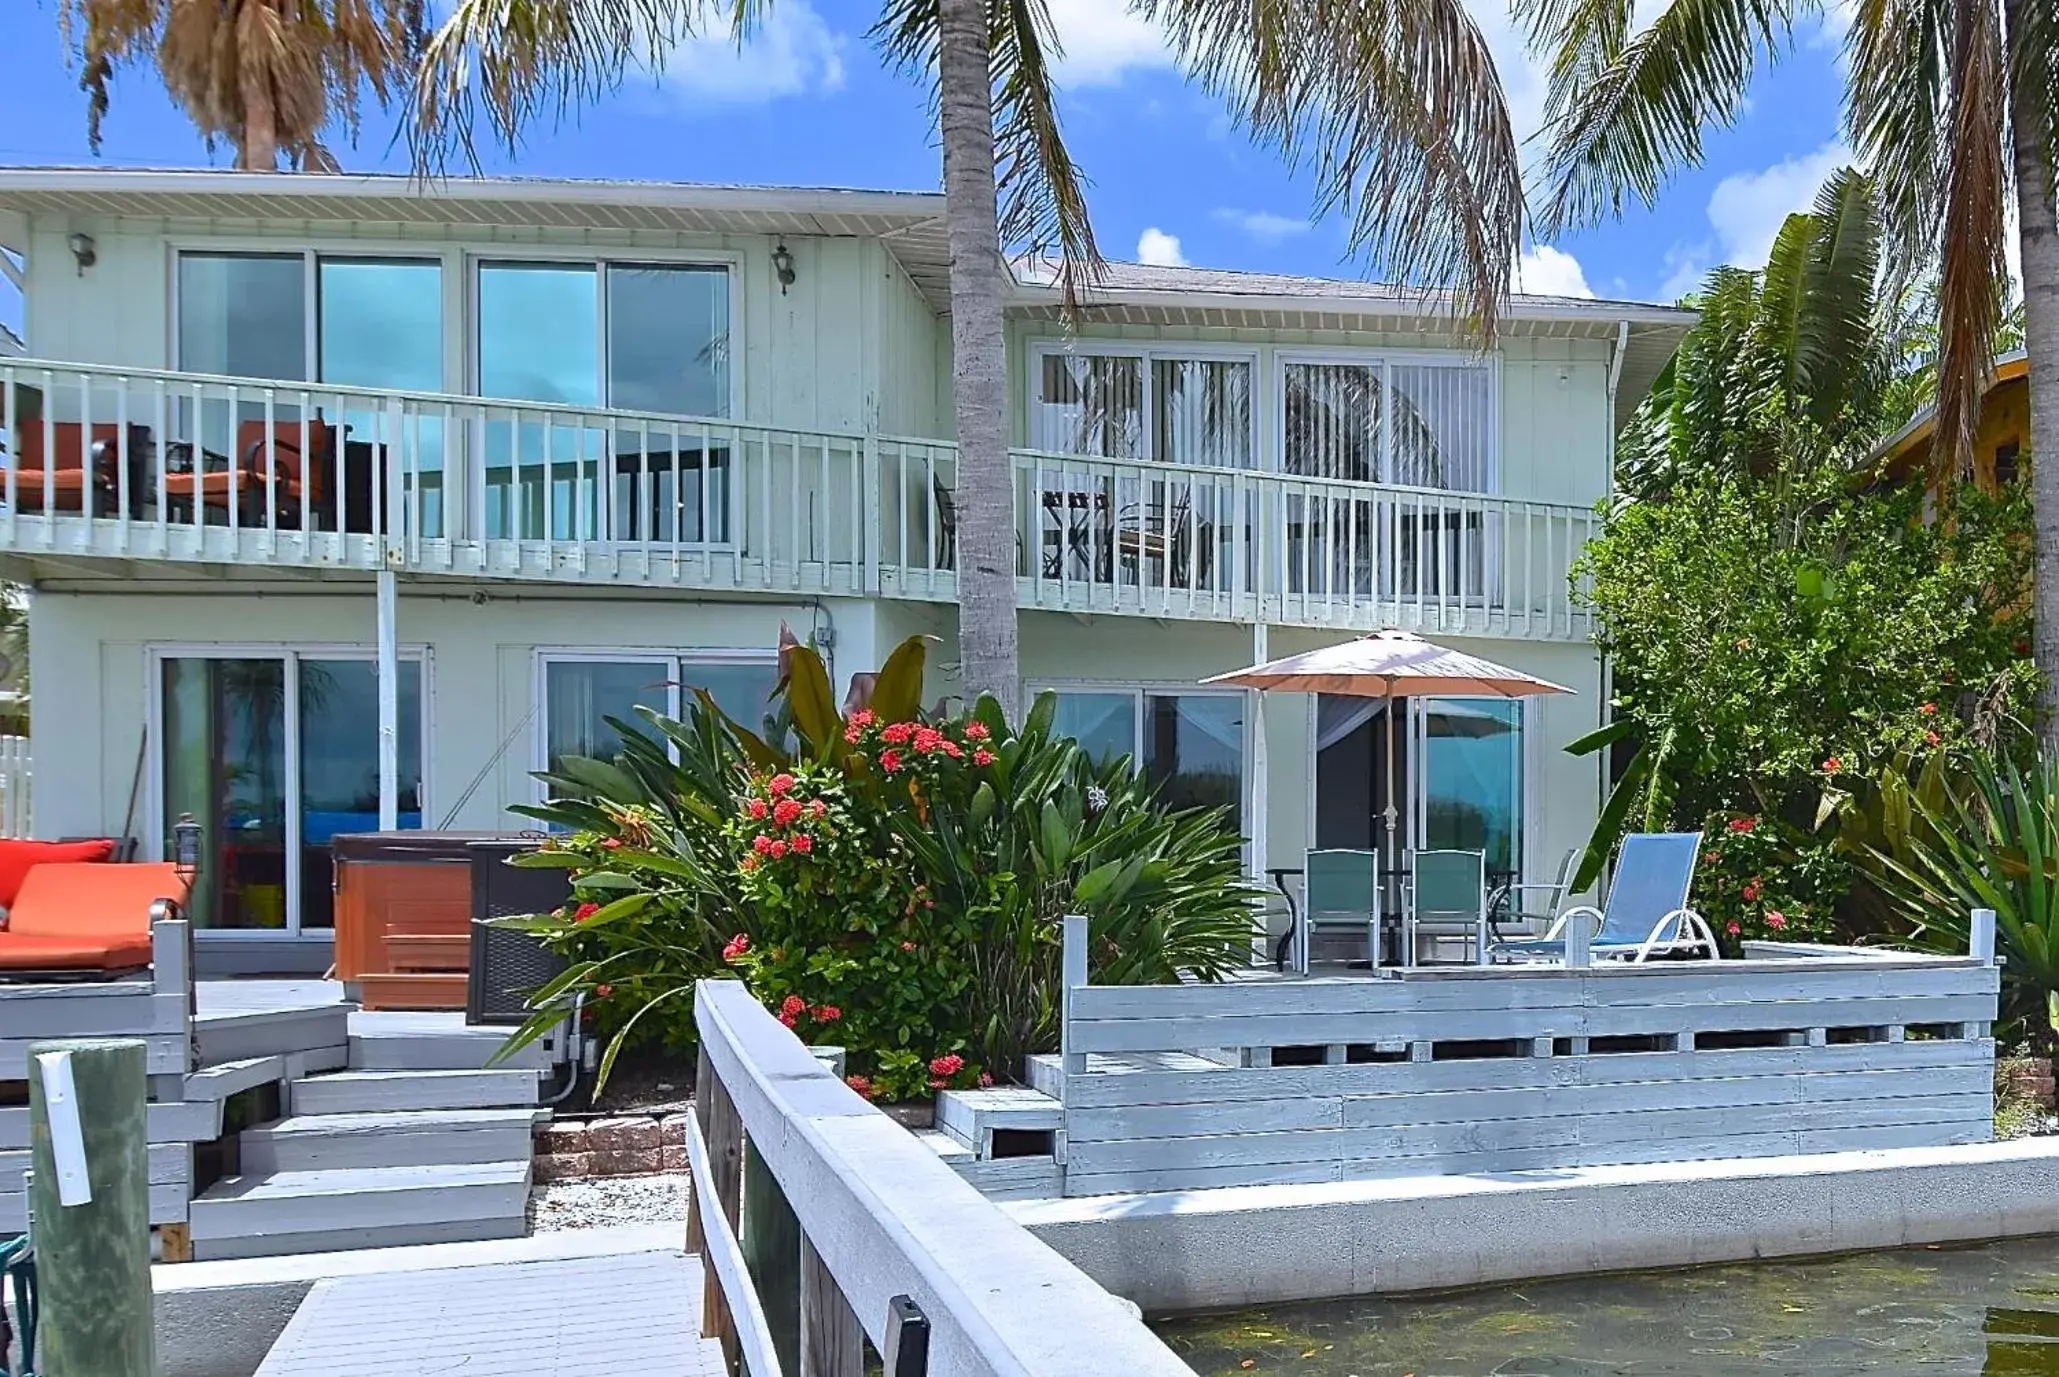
top-left (159, 649), bottom-right (425, 935)
top-left (1312, 694), bottom-right (1525, 878)
top-left (477, 260), bottom-right (734, 545)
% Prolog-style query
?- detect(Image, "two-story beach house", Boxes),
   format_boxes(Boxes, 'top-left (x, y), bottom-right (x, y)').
top-left (0, 169), bottom-right (1690, 974)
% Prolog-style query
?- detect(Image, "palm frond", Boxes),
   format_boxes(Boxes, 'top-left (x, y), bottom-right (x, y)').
top-left (1932, 0), bottom-right (2011, 483)
top-left (409, 0), bottom-right (696, 171)
top-left (1535, 0), bottom-right (1806, 234)
top-left (1140, 0), bottom-right (1524, 340)
top-left (872, 0), bottom-right (1104, 309)
top-left (1795, 167), bottom-right (1883, 423)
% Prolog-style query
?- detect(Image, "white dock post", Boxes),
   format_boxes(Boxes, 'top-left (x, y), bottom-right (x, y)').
top-left (1566, 910), bottom-right (1594, 969)
top-left (1061, 914), bottom-right (1089, 1076)
top-left (1970, 908), bottom-right (1997, 965)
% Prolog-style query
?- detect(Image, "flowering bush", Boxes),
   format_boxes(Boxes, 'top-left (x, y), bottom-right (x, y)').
top-left (1693, 812), bottom-right (1845, 948)
top-left (498, 635), bottom-right (1261, 1101)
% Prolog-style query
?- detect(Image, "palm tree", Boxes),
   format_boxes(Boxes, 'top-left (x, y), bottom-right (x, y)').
top-left (406, 0), bottom-right (1527, 717)
top-left (1520, 0), bottom-right (2059, 740)
top-left (1617, 167), bottom-right (1890, 500)
top-left (63, 0), bottom-right (427, 170)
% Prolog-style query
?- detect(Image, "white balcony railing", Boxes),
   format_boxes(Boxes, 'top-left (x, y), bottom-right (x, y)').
top-left (0, 359), bottom-right (1598, 638)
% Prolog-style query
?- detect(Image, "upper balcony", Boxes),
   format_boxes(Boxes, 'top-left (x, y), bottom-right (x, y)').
top-left (0, 358), bottom-right (1600, 640)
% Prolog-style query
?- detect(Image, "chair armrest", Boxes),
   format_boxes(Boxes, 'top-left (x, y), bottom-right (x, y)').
top-left (1544, 905), bottom-right (1603, 942)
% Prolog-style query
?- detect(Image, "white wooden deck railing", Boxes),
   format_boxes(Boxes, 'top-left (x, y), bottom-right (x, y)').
top-left (0, 736), bottom-right (28, 838)
top-left (0, 359), bottom-right (1599, 638)
top-left (688, 977), bottom-right (1189, 1377)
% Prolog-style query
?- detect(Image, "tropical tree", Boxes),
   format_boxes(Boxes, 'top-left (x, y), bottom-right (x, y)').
top-left (406, 0), bottom-right (1528, 716)
top-left (1520, 0), bottom-right (2059, 740)
top-left (62, 0), bottom-right (427, 170)
top-left (1615, 167), bottom-right (1889, 500)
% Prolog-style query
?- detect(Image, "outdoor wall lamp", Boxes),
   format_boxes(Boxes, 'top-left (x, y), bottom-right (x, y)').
top-left (772, 241), bottom-right (797, 295)
top-left (66, 233), bottom-right (97, 276)
top-left (172, 813), bottom-right (203, 882)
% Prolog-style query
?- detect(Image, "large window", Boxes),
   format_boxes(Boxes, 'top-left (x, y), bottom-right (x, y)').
top-left (478, 261), bottom-right (734, 544)
top-left (177, 251), bottom-right (444, 391)
top-left (476, 261), bottom-right (731, 416)
top-left (1047, 687), bottom-right (1246, 829)
top-left (1281, 356), bottom-right (1494, 491)
top-left (540, 653), bottom-right (777, 777)
top-left (159, 649), bottom-right (426, 935)
top-left (175, 251), bottom-right (447, 533)
top-left (1031, 346), bottom-right (1253, 469)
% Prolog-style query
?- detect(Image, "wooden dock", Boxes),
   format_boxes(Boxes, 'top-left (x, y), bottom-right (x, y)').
top-left (255, 1251), bottom-right (724, 1376)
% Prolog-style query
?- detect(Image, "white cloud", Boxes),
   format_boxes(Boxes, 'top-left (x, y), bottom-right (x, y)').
top-left (1657, 243), bottom-right (1714, 302)
top-left (1705, 139), bottom-right (1852, 266)
top-left (658, 1), bottom-right (847, 105)
top-left (1044, 0), bottom-right (1176, 85)
top-left (1515, 244), bottom-right (1596, 298)
top-left (1136, 227), bottom-right (1189, 267)
top-left (1212, 208), bottom-right (1309, 243)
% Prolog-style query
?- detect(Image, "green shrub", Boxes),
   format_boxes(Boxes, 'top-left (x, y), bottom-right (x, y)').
top-left (1864, 750), bottom-right (2059, 1050)
top-left (500, 636), bottom-right (1262, 1101)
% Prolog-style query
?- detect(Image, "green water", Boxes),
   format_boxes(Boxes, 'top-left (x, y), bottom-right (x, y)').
top-left (1156, 1236), bottom-right (2059, 1375)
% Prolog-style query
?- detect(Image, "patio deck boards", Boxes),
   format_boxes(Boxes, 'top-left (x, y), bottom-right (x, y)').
top-left (254, 1251), bottom-right (723, 1376)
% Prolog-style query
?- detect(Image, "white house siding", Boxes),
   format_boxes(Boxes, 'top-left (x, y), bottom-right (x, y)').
top-left (19, 214), bottom-right (915, 435)
top-left (26, 582), bottom-right (897, 847)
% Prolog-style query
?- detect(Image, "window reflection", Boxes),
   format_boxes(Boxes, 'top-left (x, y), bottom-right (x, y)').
top-left (478, 264), bottom-right (599, 406)
top-left (606, 264), bottom-right (730, 416)
top-left (178, 254), bottom-right (306, 381)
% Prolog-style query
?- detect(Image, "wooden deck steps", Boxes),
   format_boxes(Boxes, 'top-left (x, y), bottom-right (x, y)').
top-left (240, 1108), bottom-right (549, 1173)
top-left (192, 1009), bottom-right (549, 1261)
top-left (290, 1067), bottom-right (545, 1115)
top-left (189, 1162), bottom-right (532, 1261)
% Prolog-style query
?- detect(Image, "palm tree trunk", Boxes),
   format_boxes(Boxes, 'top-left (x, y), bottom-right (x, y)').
top-left (936, 0), bottom-right (1022, 721)
top-left (239, 78), bottom-right (280, 170)
top-left (2007, 0), bottom-right (2059, 747)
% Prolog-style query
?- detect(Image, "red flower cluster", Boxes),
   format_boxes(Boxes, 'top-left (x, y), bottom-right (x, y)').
top-left (1765, 911), bottom-right (1788, 930)
top-left (594, 983), bottom-right (612, 999)
top-left (1741, 877), bottom-right (1761, 902)
top-left (722, 933), bottom-right (750, 963)
top-left (843, 714), bottom-right (996, 774)
top-left (1919, 702), bottom-right (1939, 715)
top-left (1727, 816), bottom-right (1756, 833)
top-left (845, 1074), bottom-right (874, 1099)
top-left (929, 1053), bottom-right (964, 1077)
top-left (773, 993), bottom-right (841, 1030)
top-left (1821, 757), bottom-right (1842, 774)
top-left (572, 902), bottom-right (600, 923)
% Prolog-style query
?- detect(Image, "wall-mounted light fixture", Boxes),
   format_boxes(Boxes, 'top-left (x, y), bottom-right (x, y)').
top-left (172, 812), bottom-right (203, 882)
top-left (66, 233), bottom-right (97, 277)
top-left (771, 241), bottom-right (797, 295)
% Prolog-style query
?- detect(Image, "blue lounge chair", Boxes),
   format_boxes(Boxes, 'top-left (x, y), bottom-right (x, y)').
top-left (1492, 832), bottom-right (1719, 963)
top-left (1403, 849), bottom-right (1488, 966)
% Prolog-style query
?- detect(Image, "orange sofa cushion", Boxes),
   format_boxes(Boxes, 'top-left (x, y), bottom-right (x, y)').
top-left (0, 862), bottom-right (189, 971)
top-left (0, 931), bottom-right (155, 972)
top-left (0, 838), bottom-right (115, 908)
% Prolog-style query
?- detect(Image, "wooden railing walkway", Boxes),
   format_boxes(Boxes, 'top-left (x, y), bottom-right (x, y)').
top-left (686, 978), bottom-right (1190, 1377)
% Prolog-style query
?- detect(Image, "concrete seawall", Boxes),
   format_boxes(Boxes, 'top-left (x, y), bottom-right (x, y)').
top-left (1010, 1138), bottom-right (2059, 1314)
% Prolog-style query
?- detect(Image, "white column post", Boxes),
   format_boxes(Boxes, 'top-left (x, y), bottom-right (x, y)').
top-left (1248, 621), bottom-right (1270, 966)
top-left (376, 567), bottom-right (400, 833)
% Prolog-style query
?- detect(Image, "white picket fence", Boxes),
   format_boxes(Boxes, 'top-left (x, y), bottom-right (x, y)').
top-left (0, 736), bottom-right (31, 837)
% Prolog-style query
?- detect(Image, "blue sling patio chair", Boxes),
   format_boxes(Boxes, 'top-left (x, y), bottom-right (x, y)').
top-left (1403, 849), bottom-right (1489, 967)
top-left (1492, 832), bottom-right (1720, 963)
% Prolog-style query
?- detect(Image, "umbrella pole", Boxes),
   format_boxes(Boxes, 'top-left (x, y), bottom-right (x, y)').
top-left (1384, 688), bottom-right (1401, 965)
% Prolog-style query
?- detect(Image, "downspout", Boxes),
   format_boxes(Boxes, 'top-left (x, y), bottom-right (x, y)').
top-left (1597, 321), bottom-right (1628, 887)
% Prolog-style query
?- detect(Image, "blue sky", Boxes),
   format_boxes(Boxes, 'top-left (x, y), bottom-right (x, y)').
top-left (0, 0), bottom-right (1855, 324)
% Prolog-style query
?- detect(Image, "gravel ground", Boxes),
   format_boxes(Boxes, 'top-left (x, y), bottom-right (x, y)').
top-left (529, 1171), bottom-right (691, 1232)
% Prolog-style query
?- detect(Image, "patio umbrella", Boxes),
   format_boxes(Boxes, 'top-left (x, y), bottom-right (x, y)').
top-left (1204, 628), bottom-right (1572, 877)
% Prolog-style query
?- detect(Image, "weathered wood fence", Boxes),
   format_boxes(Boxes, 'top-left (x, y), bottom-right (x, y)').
top-left (687, 977), bottom-right (1190, 1377)
top-left (1056, 913), bottom-right (2001, 1197)
top-left (0, 735), bottom-right (30, 838)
